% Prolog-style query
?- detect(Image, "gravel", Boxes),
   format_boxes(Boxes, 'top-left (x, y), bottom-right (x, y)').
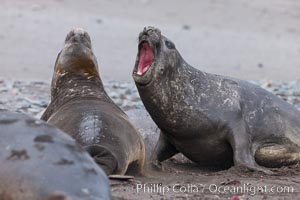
top-left (0, 80), bottom-right (144, 118)
top-left (1, 79), bottom-right (300, 119)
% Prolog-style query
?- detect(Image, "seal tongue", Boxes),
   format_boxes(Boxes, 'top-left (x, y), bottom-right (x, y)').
top-left (137, 42), bottom-right (153, 75)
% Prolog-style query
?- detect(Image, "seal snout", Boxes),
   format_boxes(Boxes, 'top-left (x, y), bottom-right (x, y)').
top-left (139, 26), bottom-right (161, 43)
top-left (134, 26), bottom-right (161, 77)
top-left (141, 26), bottom-right (161, 36)
top-left (65, 28), bottom-right (92, 48)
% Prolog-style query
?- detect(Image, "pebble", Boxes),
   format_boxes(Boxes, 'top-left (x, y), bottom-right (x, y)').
top-left (0, 80), bottom-right (144, 118)
top-left (1, 79), bottom-right (300, 118)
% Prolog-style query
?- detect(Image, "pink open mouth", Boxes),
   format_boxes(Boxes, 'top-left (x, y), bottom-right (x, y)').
top-left (137, 42), bottom-right (153, 75)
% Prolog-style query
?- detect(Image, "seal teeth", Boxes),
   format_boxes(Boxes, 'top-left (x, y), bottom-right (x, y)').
top-left (137, 42), bottom-right (153, 75)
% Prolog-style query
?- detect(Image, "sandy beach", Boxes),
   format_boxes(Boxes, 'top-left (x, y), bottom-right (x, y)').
top-left (0, 0), bottom-right (300, 82)
top-left (1, 1), bottom-right (300, 199)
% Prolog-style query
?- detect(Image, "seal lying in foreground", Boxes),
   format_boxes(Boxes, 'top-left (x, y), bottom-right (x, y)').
top-left (0, 110), bottom-right (110, 200)
top-left (132, 27), bottom-right (300, 174)
top-left (41, 28), bottom-right (145, 175)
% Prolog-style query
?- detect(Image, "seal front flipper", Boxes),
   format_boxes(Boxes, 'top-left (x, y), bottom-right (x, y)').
top-left (150, 131), bottom-right (179, 171)
top-left (228, 120), bottom-right (273, 175)
top-left (84, 145), bottom-right (118, 175)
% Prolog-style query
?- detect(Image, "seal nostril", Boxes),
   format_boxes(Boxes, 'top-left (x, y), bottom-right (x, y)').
top-left (142, 31), bottom-right (148, 37)
top-left (65, 31), bottom-right (76, 43)
top-left (70, 35), bottom-right (80, 43)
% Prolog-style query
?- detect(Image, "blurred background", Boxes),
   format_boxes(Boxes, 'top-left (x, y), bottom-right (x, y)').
top-left (0, 0), bottom-right (300, 82)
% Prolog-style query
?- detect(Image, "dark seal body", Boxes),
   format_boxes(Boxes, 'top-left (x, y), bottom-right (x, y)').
top-left (0, 110), bottom-right (110, 200)
top-left (41, 28), bottom-right (145, 175)
top-left (132, 27), bottom-right (300, 174)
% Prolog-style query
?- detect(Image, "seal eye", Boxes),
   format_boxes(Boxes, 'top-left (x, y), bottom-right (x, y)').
top-left (165, 40), bottom-right (175, 49)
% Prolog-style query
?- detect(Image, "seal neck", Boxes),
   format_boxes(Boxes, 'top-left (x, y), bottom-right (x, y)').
top-left (136, 60), bottom-right (207, 133)
top-left (51, 73), bottom-right (110, 103)
top-left (41, 73), bottom-right (113, 121)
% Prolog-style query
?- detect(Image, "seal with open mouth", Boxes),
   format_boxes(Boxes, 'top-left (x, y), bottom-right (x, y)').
top-left (41, 28), bottom-right (145, 175)
top-left (132, 27), bottom-right (300, 174)
top-left (0, 110), bottom-right (110, 200)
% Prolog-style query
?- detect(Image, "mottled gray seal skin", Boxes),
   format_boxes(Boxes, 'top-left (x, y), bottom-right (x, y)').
top-left (41, 28), bottom-right (145, 175)
top-left (132, 27), bottom-right (300, 174)
top-left (0, 110), bottom-right (110, 200)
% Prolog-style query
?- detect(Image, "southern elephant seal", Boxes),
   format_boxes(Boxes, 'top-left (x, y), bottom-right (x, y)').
top-left (41, 28), bottom-right (145, 175)
top-left (0, 110), bottom-right (110, 200)
top-left (132, 27), bottom-right (300, 174)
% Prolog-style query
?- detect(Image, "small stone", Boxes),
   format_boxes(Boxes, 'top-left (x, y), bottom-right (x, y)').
top-left (96, 19), bottom-right (102, 24)
top-left (182, 24), bottom-right (191, 30)
top-left (258, 63), bottom-right (264, 68)
top-left (119, 94), bottom-right (126, 100)
top-left (125, 89), bottom-right (132, 95)
top-left (262, 82), bottom-right (272, 88)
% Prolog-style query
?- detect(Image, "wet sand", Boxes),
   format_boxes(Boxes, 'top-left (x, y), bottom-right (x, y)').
top-left (0, 0), bottom-right (300, 82)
